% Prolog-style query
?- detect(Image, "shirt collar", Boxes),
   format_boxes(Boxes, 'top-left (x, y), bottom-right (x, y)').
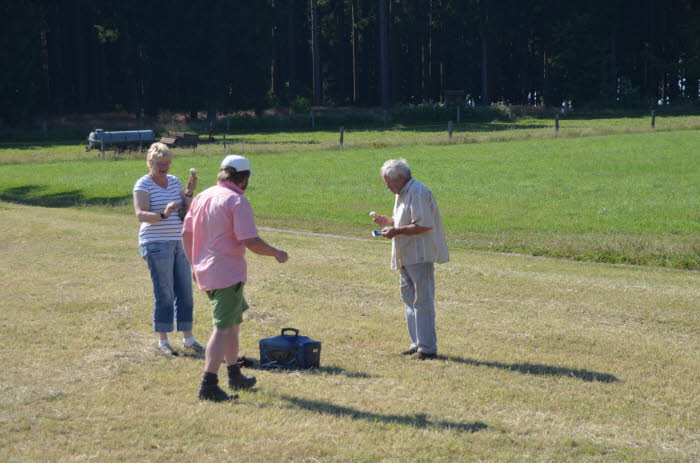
top-left (398, 177), bottom-right (414, 196)
top-left (218, 180), bottom-right (245, 195)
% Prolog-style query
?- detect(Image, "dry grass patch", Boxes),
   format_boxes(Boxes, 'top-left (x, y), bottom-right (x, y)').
top-left (1, 202), bottom-right (698, 462)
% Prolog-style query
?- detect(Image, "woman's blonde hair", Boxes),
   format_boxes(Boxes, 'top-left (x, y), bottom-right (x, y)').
top-left (146, 142), bottom-right (172, 167)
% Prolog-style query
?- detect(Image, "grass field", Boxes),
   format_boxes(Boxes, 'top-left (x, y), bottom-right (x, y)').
top-left (0, 203), bottom-right (698, 462)
top-left (1, 114), bottom-right (699, 165)
top-left (0, 129), bottom-right (698, 269)
top-left (1, 118), bottom-right (698, 460)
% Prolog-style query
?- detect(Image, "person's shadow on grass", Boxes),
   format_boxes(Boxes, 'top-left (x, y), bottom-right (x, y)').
top-left (279, 395), bottom-right (488, 433)
top-left (441, 355), bottom-right (619, 383)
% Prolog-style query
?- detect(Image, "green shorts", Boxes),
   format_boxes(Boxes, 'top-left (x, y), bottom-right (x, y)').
top-left (205, 283), bottom-right (249, 329)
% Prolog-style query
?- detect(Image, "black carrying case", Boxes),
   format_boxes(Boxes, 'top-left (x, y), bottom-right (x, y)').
top-left (259, 328), bottom-right (321, 369)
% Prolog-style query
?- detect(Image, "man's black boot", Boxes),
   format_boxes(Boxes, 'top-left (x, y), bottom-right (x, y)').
top-left (198, 372), bottom-right (237, 402)
top-left (228, 363), bottom-right (257, 390)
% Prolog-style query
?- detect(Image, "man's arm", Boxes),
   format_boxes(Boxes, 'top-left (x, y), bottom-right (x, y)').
top-left (381, 223), bottom-right (431, 239)
top-left (372, 214), bottom-right (394, 226)
top-left (242, 237), bottom-right (288, 263)
top-left (182, 229), bottom-right (194, 264)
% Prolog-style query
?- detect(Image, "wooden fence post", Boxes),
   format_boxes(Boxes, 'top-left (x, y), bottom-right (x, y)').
top-left (555, 114), bottom-right (560, 132)
top-left (651, 110), bottom-right (656, 129)
top-left (339, 126), bottom-right (344, 146)
top-left (223, 133), bottom-right (227, 148)
top-left (448, 120), bottom-right (453, 142)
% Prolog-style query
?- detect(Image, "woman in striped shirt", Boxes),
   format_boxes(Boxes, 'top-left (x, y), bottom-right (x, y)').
top-left (133, 142), bottom-right (204, 356)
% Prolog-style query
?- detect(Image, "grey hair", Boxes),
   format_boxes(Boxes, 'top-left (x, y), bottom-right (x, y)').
top-left (381, 158), bottom-right (411, 181)
top-left (146, 142), bottom-right (172, 166)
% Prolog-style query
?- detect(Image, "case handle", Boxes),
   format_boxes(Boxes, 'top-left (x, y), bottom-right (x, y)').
top-left (281, 327), bottom-right (299, 336)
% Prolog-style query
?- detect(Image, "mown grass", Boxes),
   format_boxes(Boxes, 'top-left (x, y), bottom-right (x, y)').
top-left (0, 203), bottom-right (698, 462)
top-left (0, 130), bottom-right (698, 269)
top-left (1, 114), bottom-right (699, 165)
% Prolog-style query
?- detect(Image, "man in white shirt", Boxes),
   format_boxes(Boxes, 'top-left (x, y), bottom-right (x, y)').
top-left (373, 159), bottom-right (449, 359)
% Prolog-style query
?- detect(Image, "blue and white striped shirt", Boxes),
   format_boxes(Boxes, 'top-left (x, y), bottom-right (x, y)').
top-left (134, 174), bottom-right (184, 244)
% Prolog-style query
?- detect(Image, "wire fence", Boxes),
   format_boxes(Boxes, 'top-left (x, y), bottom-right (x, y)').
top-left (1, 109), bottom-right (693, 155)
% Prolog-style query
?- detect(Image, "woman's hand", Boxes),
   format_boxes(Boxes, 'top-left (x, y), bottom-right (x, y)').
top-left (185, 175), bottom-right (197, 196)
top-left (164, 201), bottom-right (181, 217)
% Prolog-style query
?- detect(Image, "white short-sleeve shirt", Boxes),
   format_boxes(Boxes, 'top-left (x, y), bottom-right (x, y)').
top-left (391, 178), bottom-right (449, 269)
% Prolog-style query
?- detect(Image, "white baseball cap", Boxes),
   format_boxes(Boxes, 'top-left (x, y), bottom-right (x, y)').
top-left (221, 154), bottom-right (252, 175)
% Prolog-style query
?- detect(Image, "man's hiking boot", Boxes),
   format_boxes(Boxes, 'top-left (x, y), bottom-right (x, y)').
top-left (198, 384), bottom-right (238, 402)
top-left (400, 347), bottom-right (418, 356)
top-left (228, 364), bottom-right (257, 390)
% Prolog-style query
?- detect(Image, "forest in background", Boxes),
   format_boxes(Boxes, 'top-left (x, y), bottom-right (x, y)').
top-left (2, 0), bottom-right (699, 126)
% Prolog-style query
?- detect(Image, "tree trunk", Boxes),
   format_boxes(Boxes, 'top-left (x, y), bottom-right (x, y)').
top-left (481, 33), bottom-right (489, 105)
top-left (311, 0), bottom-right (321, 106)
top-left (74, 0), bottom-right (86, 106)
top-left (479, 2), bottom-right (489, 106)
top-left (288, 0), bottom-right (296, 96)
top-left (351, 0), bottom-right (357, 103)
top-left (378, 0), bottom-right (390, 110)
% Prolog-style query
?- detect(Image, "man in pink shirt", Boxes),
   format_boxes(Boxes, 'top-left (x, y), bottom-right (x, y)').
top-left (183, 154), bottom-right (289, 402)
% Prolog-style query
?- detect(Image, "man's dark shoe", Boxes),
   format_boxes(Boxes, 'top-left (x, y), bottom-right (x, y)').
top-left (400, 347), bottom-right (418, 356)
top-left (228, 364), bottom-right (257, 390)
top-left (408, 351), bottom-right (437, 360)
top-left (198, 384), bottom-right (237, 402)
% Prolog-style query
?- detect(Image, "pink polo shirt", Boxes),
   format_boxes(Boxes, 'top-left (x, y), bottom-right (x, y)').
top-left (182, 181), bottom-right (259, 290)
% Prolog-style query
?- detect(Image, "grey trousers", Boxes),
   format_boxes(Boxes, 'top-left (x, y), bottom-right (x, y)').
top-left (399, 262), bottom-right (437, 354)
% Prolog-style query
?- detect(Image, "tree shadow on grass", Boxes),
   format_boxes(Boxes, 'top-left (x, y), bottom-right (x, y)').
top-left (279, 395), bottom-right (488, 433)
top-left (442, 355), bottom-right (619, 383)
top-left (389, 122), bottom-right (549, 133)
top-left (0, 185), bottom-right (131, 208)
top-left (223, 137), bottom-right (321, 145)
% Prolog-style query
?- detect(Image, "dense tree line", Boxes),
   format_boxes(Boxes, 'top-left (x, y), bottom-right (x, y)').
top-left (2, 0), bottom-right (699, 126)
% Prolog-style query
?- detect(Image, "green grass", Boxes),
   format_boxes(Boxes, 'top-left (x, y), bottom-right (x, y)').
top-left (1, 203), bottom-right (698, 461)
top-left (0, 130), bottom-right (698, 269)
top-left (2, 114), bottom-right (699, 165)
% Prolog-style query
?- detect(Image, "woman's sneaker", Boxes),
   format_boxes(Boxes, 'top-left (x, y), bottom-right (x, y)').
top-left (183, 341), bottom-right (206, 355)
top-left (198, 384), bottom-right (238, 402)
top-left (158, 343), bottom-right (179, 356)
